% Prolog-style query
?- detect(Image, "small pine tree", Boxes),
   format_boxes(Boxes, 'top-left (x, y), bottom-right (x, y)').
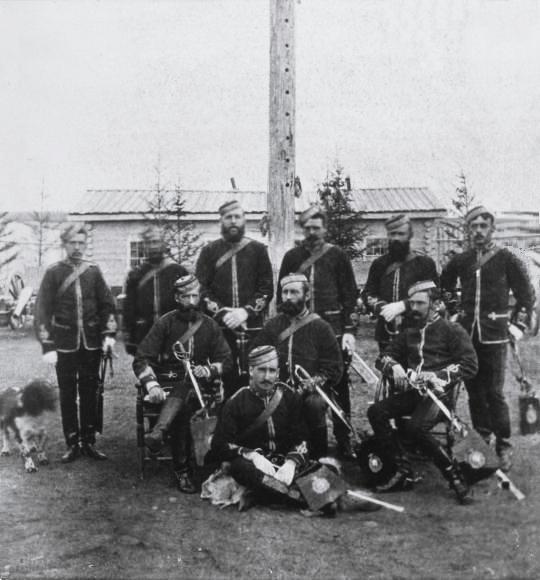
top-left (443, 171), bottom-right (476, 253)
top-left (0, 212), bottom-right (17, 271)
top-left (316, 164), bottom-right (367, 260)
top-left (143, 172), bottom-right (202, 267)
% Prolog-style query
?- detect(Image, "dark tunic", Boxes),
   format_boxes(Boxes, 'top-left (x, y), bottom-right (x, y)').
top-left (440, 245), bottom-right (535, 344)
top-left (133, 310), bottom-right (232, 381)
top-left (251, 311), bottom-right (343, 390)
top-left (123, 258), bottom-right (188, 350)
top-left (211, 385), bottom-right (309, 467)
top-left (362, 252), bottom-right (439, 344)
top-left (278, 243), bottom-right (357, 337)
top-left (35, 259), bottom-right (116, 353)
top-left (195, 237), bottom-right (274, 330)
top-left (376, 315), bottom-right (478, 384)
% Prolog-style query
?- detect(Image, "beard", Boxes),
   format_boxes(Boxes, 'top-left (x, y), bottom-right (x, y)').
top-left (176, 303), bottom-right (199, 321)
top-left (388, 240), bottom-right (410, 261)
top-left (221, 223), bottom-right (245, 243)
top-left (278, 299), bottom-right (305, 317)
top-left (408, 310), bottom-right (428, 327)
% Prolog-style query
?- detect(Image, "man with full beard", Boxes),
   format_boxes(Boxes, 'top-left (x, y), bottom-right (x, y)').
top-left (368, 281), bottom-right (478, 504)
top-left (362, 214), bottom-right (439, 352)
top-left (196, 200), bottom-right (274, 397)
top-left (251, 273), bottom-right (343, 459)
top-left (133, 274), bottom-right (232, 492)
top-left (441, 206), bottom-right (535, 472)
top-left (278, 205), bottom-right (358, 459)
top-left (123, 229), bottom-right (188, 355)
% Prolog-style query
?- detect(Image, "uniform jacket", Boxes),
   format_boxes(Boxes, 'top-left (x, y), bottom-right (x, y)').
top-left (133, 310), bottom-right (232, 382)
top-left (440, 245), bottom-right (535, 344)
top-left (251, 311), bottom-right (343, 390)
top-left (195, 237), bottom-right (274, 330)
top-left (211, 384), bottom-right (309, 467)
top-left (362, 251), bottom-right (439, 343)
top-left (123, 258), bottom-right (188, 349)
top-left (35, 259), bottom-right (116, 353)
top-left (278, 243), bottom-right (358, 337)
top-left (376, 315), bottom-right (478, 384)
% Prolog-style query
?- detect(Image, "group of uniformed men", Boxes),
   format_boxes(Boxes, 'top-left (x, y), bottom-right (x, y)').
top-left (34, 199), bottom-right (536, 511)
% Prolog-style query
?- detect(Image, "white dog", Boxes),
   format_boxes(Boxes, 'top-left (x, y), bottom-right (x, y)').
top-left (0, 379), bottom-right (56, 472)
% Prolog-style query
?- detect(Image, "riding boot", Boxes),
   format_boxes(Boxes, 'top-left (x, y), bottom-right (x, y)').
top-left (174, 465), bottom-right (197, 494)
top-left (145, 396), bottom-right (183, 453)
top-left (442, 462), bottom-right (473, 505)
top-left (309, 427), bottom-right (328, 460)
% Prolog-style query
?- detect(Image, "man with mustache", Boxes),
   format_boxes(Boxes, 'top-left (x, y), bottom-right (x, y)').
top-left (196, 200), bottom-right (273, 398)
top-left (35, 223), bottom-right (117, 463)
top-left (278, 205), bottom-right (358, 459)
top-left (441, 206), bottom-right (535, 471)
top-left (362, 214), bottom-right (439, 352)
top-left (123, 229), bottom-right (189, 356)
top-left (133, 274), bottom-right (232, 492)
top-left (368, 281), bottom-right (478, 504)
top-left (252, 273), bottom-right (343, 459)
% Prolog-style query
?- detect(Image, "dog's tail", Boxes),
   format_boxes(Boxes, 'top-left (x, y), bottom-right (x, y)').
top-left (21, 379), bottom-right (57, 415)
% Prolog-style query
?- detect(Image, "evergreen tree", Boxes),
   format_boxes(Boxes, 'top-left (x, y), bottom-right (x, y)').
top-left (316, 164), bottom-right (367, 260)
top-left (443, 171), bottom-right (476, 253)
top-left (0, 212), bottom-right (17, 271)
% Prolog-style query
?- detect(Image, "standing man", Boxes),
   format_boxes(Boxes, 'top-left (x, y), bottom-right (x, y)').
top-left (133, 274), bottom-right (231, 493)
top-left (361, 214), bottom-right (439, 352)
top-left (252, 274), bottom-right (343, 459)
top-left (35, 223), bottom-right (117, 463)
top-left (278, 204), bottom-right (357, 458)
top-left (196, 200), bottom-right (274, 397)
top-left (441, 206), bottom-right (535, 471)
top-left (368, 281), bottom-right (478, 504)
top-left (123, 230), bottom-right (188, 355)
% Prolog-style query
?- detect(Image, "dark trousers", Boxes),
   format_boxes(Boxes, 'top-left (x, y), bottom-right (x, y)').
top-left (332, 358), bottom-right (351, 444)
top-left (367, 390), bottom-right (454, 473)
top-left (303, 393), bottom-right (328, 459)
top-left (56, 348), bottom-right (102, 445)
top-left (466, 337), bottom-right (510, 448)
top-left (222, 328), bottom-right (251, 399)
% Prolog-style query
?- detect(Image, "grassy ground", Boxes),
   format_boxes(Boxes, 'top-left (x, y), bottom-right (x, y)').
top-left (1, 321), bottom-right (540, 579)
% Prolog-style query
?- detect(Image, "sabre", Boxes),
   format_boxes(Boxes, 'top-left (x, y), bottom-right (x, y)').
top-left (172, 340), bottom-right (208, 415)
top-left (350, 352), bottom-right (379, 385)
top-left (495, 469), bottom-right (525, 501)
top-left (346, 490), bottom-right (405, 513)
top-left (294, 364), bottom-right (359, 440)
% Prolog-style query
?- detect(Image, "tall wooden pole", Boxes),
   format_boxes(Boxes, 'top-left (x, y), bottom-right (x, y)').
top-left (268, 0), bottom-right (296, 304)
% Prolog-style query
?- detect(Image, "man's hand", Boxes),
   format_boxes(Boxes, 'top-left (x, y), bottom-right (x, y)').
top-left (418, 371), bottom-right (447, 394)
top-left (342, 333), bottom-right (356, 355)
top-left (508, 324), bottom-right (524, 342)
top-left (42, 351), bottom-right (57, 365)
top-left (102, 336), bottom-right (116, 352)
top-left (392, 364), bottom-right (408, 391)
top-left (274, 459), bottom-right (296, 487)
top-left (242, 450), bottom-right (276, 476)
top-left (145, 381), bottom-right (166, 404)
top-left (299, 375), bottom-right (325, 395)
top-left (222, 308), bottom-right (248, 330)
top-left (192, 365), bottom-right (211, 379)
top-left (380, 301), bottom-right (406, 322)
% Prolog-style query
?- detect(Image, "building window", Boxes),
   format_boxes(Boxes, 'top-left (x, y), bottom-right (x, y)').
top-left (363, 237), bottom-right (388, 259)
top-left (130, 241), bottom-right (148, 269)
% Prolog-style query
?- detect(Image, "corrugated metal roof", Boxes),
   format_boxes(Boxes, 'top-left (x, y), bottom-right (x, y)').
top-left (71, 187), bottom-right (444, 216)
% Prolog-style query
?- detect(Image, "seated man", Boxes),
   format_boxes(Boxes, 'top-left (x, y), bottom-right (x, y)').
top-left (367, 280), bottom-right (478, 505)
top-left (251, 273), bottom-right (343, 459)
top-left (133, 274), bottom-right (232, 493)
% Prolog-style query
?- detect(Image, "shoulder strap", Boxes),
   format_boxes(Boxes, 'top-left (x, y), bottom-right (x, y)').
top-left (215, 238), bottom-right (252, 270)
top-left (176, 316), bottom-right (204, 346)
top-left (297, 243), bottom-right (332, 274)
top-left (477, 246), bottom-right (502, 269)
top-left (238, 386), bottom-right (284, 440)
top-left (56, 262), bottom-right (92, 300)
top-left (277, 312), bottom-right (320, 343)
top-left (137, 260), bottom-right (176, 290)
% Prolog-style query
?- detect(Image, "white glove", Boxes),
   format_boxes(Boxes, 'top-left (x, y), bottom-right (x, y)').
top-left (392, 364), bottom-right (408, 390)
top-left (342, 333), bottom-right (356, 355)
top-left (418, 371), bottom-right (447, 394)
top-left (242, 450), bottom-right (277, 476)
top-left (102, 336), bottom-right (116, 351)
top-left (193, 365), bottom-right (211, 379)
top-left (144, 381), bottom-right (166, 404)
top-left (274, 459), bottom-right (296, 487)
top-left (222, 308), bottom-right (248, 330)
top-left (42, 351), bottom-right (57, 365)
top-left (380, 301), bottom-right (406, 322)
top-left (508, 324), bottom-right (524, 342)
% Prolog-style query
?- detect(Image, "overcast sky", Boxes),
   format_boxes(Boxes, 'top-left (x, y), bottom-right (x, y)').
top-left (1, 0), bottom-right (539, 212)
